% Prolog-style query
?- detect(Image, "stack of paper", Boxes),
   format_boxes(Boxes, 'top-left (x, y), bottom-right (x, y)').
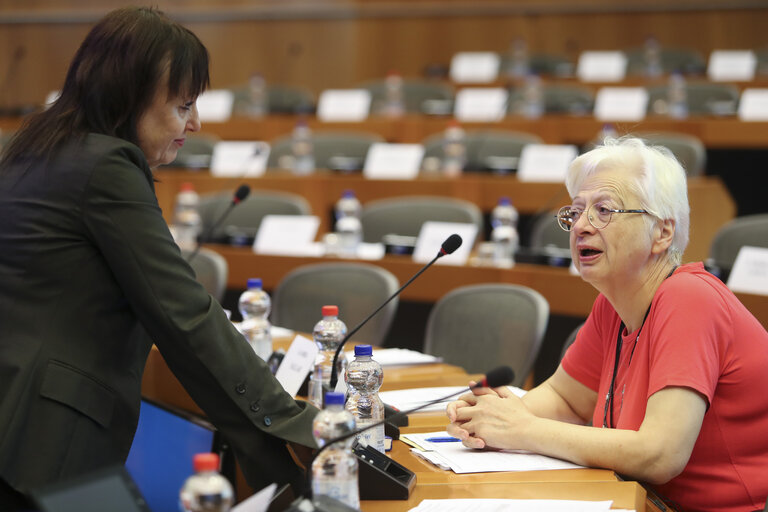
top-left (379, 386), bottom-right (526, 413)
top-left (409, 499), bottom-right (630, 512)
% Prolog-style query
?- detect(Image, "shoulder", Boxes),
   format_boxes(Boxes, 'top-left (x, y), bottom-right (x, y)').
top-left (81, 134), bottom-right (150, 177)
top-left (658, 263), bottom-right (732, 314)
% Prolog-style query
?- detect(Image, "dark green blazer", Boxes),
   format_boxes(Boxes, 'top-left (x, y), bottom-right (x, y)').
top-left (0, 133), bottom-right (317, 495)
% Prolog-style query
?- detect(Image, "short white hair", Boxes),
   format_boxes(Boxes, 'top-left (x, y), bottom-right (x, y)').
top-left (566, 136), bottom-right (690, 265)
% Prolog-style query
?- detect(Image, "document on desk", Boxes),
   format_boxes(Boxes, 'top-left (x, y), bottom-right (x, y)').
top-left (344, 348), bottom-right (441, 367)
top-left (402, 431), bottom-right (583, 473)
top-left (409, 499), bottom-right (623, 512)
top-left (380, 386), bottom-right (526, 413)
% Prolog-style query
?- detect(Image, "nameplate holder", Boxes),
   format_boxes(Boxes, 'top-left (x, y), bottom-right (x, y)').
top-left (708, 50), bottom-right (757, 82)
top-left (594, 87), bottom-right (648, 121)
top-left (363, 143), bottom-right (424, 180)
top-left (413, 221), bottom-right (478, 266)
top-left (738, 89), bottom-right (768, 121)
top-left (196, 89), bottom-right (235, 122)
top-left (577, 51), bottom-right (627, 82)
top-left (253, 215), bottom-right (321, 256)
top-left (317, 89), bottom-right (372, 122)
top-left (727, 246), bottom-right (768, 296)
top-left (274, 335), bottom-right (318, 397)
top-left (454, 87), bottom-right (509, 122)
top-left (517, 144), bottom-right (578, 183)
top-left (210, 141), bottom-right (270, 177)
top-left (449, 51), bottom-right (501, 83)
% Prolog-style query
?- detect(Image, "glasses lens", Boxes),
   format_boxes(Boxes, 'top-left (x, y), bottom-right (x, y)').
top-left (589, 204), bottom-right (612, 229)
top-left (557, 206), bottom-right (575, 231)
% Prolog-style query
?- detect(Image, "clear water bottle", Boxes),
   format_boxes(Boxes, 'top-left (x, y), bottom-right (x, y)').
top-left (381, 70), bottom-right (405, 118)
top-left (441, 120), bottom-right (466, 177)
top-left (490, 197), bottom-right (520, 268)
top-left (308, 306), bottom-right (348, 409)
top-left (345, 345), bottom-right (385, 453)
top-left (172, 182), bottom-right (202, 252)
top-left (179, 453), bottom-right (233, 512)
top-left (334, 190), bottom-right (363, 257)
top-left (311, 392), bottom-right (359, 509)
top-left (291, 118), bottom-right (314, 175)
top-left (521, 74), bottom-right (544, 119)
top-left (667, 71), bottom-right (688, 119)
top-left (245, 71), bottom-right (267, 119)
top-left (238, 278), bottom-right (272, 361)
top-left (643, 36), bottom-right (662, 78)
top-left (506, 38), bottom-right (529, 80)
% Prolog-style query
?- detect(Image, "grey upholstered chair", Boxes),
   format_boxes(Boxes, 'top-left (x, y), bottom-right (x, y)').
top-left (424, 284), bottom-right (549, 387)
top-left (359, 78), bottom-right (454, 115)
top-left (167, 133), bottom-right (220, 169)
top-left (266, 131), bottom-right (384, 171)
top-left (360, 196), bottom-right (483, 245)
top-left (529, 211), bottom-right (571, 251)
top-left (198, 189), bottom-right (311, 243)
top-left (708, 214), bottom-right (768, 272)
top-left (420, 129), bottom-right (543, 173)
top-left (647, 82), bottom-right (740, 116)
top-left (272, 263), bottom-right (400, 346)
top-left (560, 322), bottom-right (584, 361)
top-left (231, 83), bottom-right (315, 115)
top-left (638, 132), bottom-right (707, 177)
top-left (507, 84), bottom-right (594, 116)
top-left (499, 52), bottom-right (575, 77)
top-left (182, 247), bottom-right (229, 302)
top-left (625, 47), bottom-right (706, 76)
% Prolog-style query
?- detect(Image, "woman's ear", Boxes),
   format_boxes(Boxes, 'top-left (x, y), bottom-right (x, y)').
top-left (651, 218), bottom-right (675, 255)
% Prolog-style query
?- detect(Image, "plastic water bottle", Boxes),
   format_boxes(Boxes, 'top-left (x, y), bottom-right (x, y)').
top-left (521, 74), bottom-right (544, 119)
top-left (345, 345), bottom-right (385, 453)
top-left (238, 278), bottom-right (272, 361)
top-left (490, 197), bottom-right (520, 268)
top-left (245, 71), bottom-right (267, 118)
top-left (311, 392), bottom-right (359, 509)
top-left (381, 70), bottom-right (405, 118)
top-left (179, 453), bottom-right (234, 512)
top-left (291, 119), bottom-right (314, 175)
top-left (667, 71), bottom-right (688, 119)
top-left (506, 38), bottom-right (529, 80)
top-left (441, 120), bottom-right (466, 177)
top-left (308, 306), bottom-right (348, 409)
top-left (172, 182), bottom-right (202, 252)
top-left (334, 190), bottom-right (363, 257)
top-left (643, 36), bottom-right (662, 78)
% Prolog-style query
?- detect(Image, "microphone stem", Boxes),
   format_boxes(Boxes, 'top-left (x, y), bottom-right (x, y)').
top-left (185, 201), bottom-right (237, 263)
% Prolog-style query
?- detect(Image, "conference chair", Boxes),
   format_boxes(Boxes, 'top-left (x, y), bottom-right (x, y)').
top-left (182, 247), bottom-right (228, 302)
top-left (499, 52), bottom-right (575, 77)
top-left (271, 263), bottom-right (400, 346)
top-left (637, 132), bottom-right (707, 177)
top-left (424, 284), bottom-right (549, 387)
top-left (266, 131), bottom-right (384, 172)
top-left (359, 78), bottom-right (454, 115)
top-left (757, 47), bottom-right (768, 76)
top-left (231, 83), bottom-right (315, 115)
top-left (507, 83), bottom-right (594, 116)
top-left (197, 189), bottom-right (311, 244)
top-left (167, 133), bottom-right (220, 169)
top-left (625, 46), bottom-right (707, 75)
top-left (560, 322), bottom-right (584, 361)
top-left (529, 211), bottom-right (571, 251)
top-left (708, 214), bottom-right (768, 273)
top-left (646, 81), bottom-right (740, 116)
top-left (359, 196), bottom-right (483, 245)
top-left (420, 129), bottom-right (543, 173)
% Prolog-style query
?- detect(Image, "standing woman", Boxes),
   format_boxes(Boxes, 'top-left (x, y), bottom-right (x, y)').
top-left (447, 137), bottom-right (768, 511)
top-left (0, 7), bottom-right (316, 508)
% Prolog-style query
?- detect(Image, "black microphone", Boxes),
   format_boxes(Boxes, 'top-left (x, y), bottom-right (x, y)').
top-left (327, 234), bottom-right (463, 390)
top-left (293, 366), bottom-right (515, 509)
top-left (185, 184), bottom-right (250, 263)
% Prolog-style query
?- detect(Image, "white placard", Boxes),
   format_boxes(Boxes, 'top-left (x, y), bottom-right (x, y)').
top-left (413, 221), bottom-right (478, 266)
top-left (707, 50), bottom-right (757, 82)
top-left (727, 246), bottom-right (768, 296)
top-left (253, 215), bottom-right (320, 256)
top-left (195, 89), bottom-right (235, 122)
top-left (517, 144), bottom-right (578, 183)
top-left (230, 482), bottom-right (276, 512)
top-left (210, 141), bottom-right (270, 177)
top-left (454, 87), bottom-right (509, 122)
top-left (738, 88), bottom-right (768, 121)
top-left (316, 89), bottom-right (372, 122)
top-left (449, 52), bottom-right (501, 83)
top-left (274, 335), bottom-right (318, 397)
top-left (363, 143), bottom-right (425, 179)
top-left (576, 51), bottom-right (628, 82)
top-left (593, 87), bottom-right (649, 121)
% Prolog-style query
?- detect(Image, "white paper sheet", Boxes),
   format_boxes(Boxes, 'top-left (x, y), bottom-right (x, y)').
top-left (344, 348), bottom-right (441, 367)
top-left (408, 498), bottom-right (616, 512)
top-left (379, 386), bottom-right (526, 413)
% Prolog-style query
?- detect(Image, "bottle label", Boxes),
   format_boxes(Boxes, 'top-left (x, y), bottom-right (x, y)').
top-left (357, 424), bottom-right (386, 453)
top-left (313, 480), bottom-right (360, 509)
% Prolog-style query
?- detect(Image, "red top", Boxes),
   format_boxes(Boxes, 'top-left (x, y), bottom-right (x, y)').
top-left (563, 263), bottom-right (768, 512)
top-left (322, 305), bottom-right (338, 317)
top-left (193, 453), bottom-right (220, 473)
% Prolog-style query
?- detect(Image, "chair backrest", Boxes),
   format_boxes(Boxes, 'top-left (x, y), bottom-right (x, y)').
top-left (360, 78), bottom-right (454, 114)
top-left (499, 52), bottom-right (574, 77)
top-left (647, 82), bottom-right (740, 116)
top-left (625, 47), bottom-right (706, 75)
top-left (198, 189), bottom-right (311, 243)
top-left (267, 131), bottom-right (384, 171)
top-left (424, 284), bottom-right (549, 387)
top-left (271, 263), bottom-right (400, 346)
top-left (637, 131), bottom-right (707, 176)
top-left (421, 129), bottom-right (543, 173)
top-left (529, 211), bottom-right (570, 250)
top-left (360, 196), bottom-right (483, 244)
top-left (708, 214), bottom-right (768, 272)
top-left (231, 84), bottom-right (315, 115)
top-left (167, 133), bottom-right (219, 169)
top-left (183, 247), bottom-right (228, 302)
top-left (508, 84), bottom-right (594, 115)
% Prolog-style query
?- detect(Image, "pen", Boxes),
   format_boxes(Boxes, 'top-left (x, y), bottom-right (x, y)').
top-left (425, 436), bottom-right (460, 443)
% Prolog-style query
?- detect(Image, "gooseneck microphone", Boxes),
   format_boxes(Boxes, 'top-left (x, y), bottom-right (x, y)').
top-left (327, 234), bottom-right (463, 390)
top-left (185, 184), bottom-right (250, 263)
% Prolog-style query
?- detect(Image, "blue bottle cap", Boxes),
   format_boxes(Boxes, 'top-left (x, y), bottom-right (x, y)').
top-left (342, 189), bottom-right (356, 198)
top-left (354, 344), bottom-right (372, 356)
top-left (324, 392), bottom-right (345, 406)
top-left (247, 278), bottom-right (262, 289)
top-left (499, 196), bottom-right (511, 206)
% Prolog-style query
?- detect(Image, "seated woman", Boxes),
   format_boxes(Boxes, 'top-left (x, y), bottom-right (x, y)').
top-left (447, 137), bottom-right (768, 512)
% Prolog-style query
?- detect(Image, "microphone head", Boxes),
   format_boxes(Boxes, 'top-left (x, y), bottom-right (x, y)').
top-left (477, 366), bottom-right (515, 388)
top-left (438, 234), bottom-right (463, 257)
top-left (233, 184), bottom-right (251, 204)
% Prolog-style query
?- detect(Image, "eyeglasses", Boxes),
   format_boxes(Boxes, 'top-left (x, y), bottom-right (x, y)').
top-left (556, 203), bottom-right (649, 231)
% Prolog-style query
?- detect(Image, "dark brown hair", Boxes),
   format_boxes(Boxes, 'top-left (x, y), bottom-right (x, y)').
top-left (1, 6), bottom-right (209, 168)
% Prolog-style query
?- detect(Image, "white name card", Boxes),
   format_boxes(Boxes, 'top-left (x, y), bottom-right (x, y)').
top-left (594, 87), bottom-right (649, 121)
top-left (727, 246), bottom-right (768, 296)
top-left (576, 51), bottom-right (628, 82)
top-left (454, 87), bottom-right (509, 122)
top-left (253, 215), bottom-right (321, 256)
top-left (274, 335), bottom-right (318, 397)
top-left (210, 141), bottom-right (270, 177)
top-left (517, 144), bottom-right (578, 183)
top-left (449, 52), bottom-right (501, 83)
top-left (363, 143), bottom-right (424, 180)
top-left (316, 89), bottom-right (372, 122)
top-left (708, 50), bottom-right (757, 82)
top-left (413, 221), bottom-right (478, 266)
top-left (738, 89), bottom-right (768, 121)
top-left (196, 89), bottom-right (235, 122)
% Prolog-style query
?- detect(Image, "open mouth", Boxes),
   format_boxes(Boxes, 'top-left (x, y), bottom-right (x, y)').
top-left (579, 248), bottom-right (602, 257)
